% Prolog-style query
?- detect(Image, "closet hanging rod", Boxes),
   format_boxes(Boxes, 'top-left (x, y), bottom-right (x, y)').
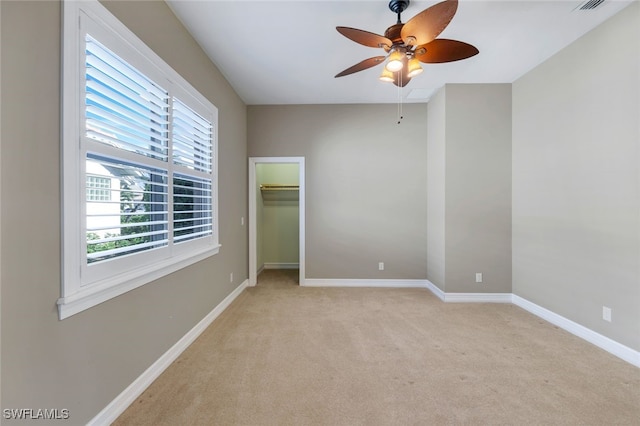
top-left (260, 184), bottom-right (299, 191)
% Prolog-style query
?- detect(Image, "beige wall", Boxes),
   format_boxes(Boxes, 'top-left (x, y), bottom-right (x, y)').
top-left (248, 104), bottom-right (428, 279)
top-left (445, 84), bottom-right (512, 293)
top-left (512, 2), bottom-right (640, 350)
top-left (427, 84), bottom-right (512, 293)
top-left (426, 88), bottom-right (446, 290)
top-left (256, 163), bottom-right (300, 268)
top-left (0, 0), bottom-right (247, 422)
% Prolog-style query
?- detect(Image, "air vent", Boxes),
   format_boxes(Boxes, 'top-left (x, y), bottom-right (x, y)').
top-left (576, 0), bottom-right (606, 10)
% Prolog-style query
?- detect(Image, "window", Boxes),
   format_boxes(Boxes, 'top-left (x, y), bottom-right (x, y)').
top-left (86, 175), bottom-right (111, 202)
top-left (60, 0), bottom-right (219, 319)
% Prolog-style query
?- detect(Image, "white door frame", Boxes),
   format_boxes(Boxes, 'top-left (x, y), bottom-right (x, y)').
top-left (248, 157), bottom-right (305, 286)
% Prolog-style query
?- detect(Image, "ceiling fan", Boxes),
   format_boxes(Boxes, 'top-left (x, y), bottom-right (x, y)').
top-left (335, 0), bottom-right (478, 87)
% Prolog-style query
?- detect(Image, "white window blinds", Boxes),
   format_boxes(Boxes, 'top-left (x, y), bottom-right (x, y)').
top-left (82, 34), bottom-right (215, 266)
top-left (85, 154), bottom-right (169, 263)
top-left (173, 173), bottom-right (213, 243)
top-left (171, 98), bottom-right (214, 244)
top-left (61, 0), bottom-right (219, 319)
top-left (85, 36), bottom-right (169, 161)
top-left (172, 98), bottom-right (213, 173)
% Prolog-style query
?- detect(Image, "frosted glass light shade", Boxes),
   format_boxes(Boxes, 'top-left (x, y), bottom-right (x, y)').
top-left (386, 50), bottom-right (404, 72)
top-left (379, 68), bottom-right (394, 82)
top-left (407, 57), bottom-right (423, 78)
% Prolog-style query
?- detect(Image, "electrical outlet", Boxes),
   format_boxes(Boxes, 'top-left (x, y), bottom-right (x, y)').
top-left (230, 272), bottom-right (234, 283)
top-left (475, 272), bottom-right (483, 283)
top-left (241, 216), bottom-right (245, 226)
top-left (603, 306), bottom-right (612, 322)
top-left (378, 262), bottom-right (384, 271)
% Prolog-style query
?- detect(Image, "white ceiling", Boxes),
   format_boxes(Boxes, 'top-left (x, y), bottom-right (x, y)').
top-left (166, 0), bottom-right (634, 105)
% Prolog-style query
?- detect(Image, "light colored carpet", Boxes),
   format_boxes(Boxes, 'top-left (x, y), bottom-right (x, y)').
top-left (115, 269), bottom-right (640, 425)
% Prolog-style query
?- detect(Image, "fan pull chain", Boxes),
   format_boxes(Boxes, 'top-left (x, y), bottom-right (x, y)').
top-left (400, 88), bottom-right (404, 123)
top-left (397, 86), bottom-right (400, 124)
top-left (397, 74), bottom-right (404, 124)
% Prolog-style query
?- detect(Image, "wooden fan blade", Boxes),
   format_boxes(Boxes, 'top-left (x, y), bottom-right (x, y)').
top-left (415, 39), bottom-right (479, 63)
top-left (335, 56), bottom-right (386, 78)
top-left (336, 27), bottom-right (392, 49)
top-left (400, 0), bottom-right (458, 47)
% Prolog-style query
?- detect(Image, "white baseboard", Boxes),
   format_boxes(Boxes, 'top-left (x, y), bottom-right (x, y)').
top-left (443, 293), bottom-right (513, 303)
top-left (88, 279), bottom-right (249, 425)
top-left (512, 295), bottom-right (640, 368)
top-left (305, 279), bottom-right (508, 303)
top-left (424, 283), bottom-right (638, 367)
top-left (423, 281), bottom-right (511, 303)
top-left (263, 262), bottom-right (299, 270)
top-left (300, 278), bottom-right (639, 367)
top-left (302, 278), bottom-right (429, 288)
top-left (424, 280), bottom-right (445, 301)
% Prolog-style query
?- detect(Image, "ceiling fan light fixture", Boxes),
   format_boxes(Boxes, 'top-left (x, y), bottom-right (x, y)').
top-left (386, 49), bottom-right (405, 72)
top-left (334, 0), bottom-right (478, 88)
top-left (407, 57), bottom-right (423, 78)
top-left (379, 68), bottom-right (395, 82)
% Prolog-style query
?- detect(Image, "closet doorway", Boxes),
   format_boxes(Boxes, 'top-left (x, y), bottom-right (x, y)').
top-left (248, 157), bottom-right (305, 286)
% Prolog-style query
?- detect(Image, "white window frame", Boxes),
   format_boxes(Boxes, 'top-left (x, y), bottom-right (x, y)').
top-left (59, 0), bottom-right (219, 319)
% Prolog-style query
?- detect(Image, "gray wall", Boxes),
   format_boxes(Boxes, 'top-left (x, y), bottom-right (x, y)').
top-left (445, 84), bottom-right (512, 293)
top-left (427, 84), bottom-right (513, 293)
top-left (248, 104), bottom-right (428, 280)
top-left (426, 88), bottom-right (447, 290)
top-left (512, 2), bottom-right (640, 350)
top-left (0, 0), bottom-right (247, 423)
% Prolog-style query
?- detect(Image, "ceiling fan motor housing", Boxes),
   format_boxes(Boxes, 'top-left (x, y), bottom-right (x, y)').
top-left (388, 0), bottom-right (410, 14)
top-left (384, 23), bottom-right (404, 44)
top-left (387, 0), bottom-right (410, 45)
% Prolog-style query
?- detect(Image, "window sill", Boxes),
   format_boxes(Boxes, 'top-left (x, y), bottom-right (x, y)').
top-left (57, 244), bottom-right (221, 319)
